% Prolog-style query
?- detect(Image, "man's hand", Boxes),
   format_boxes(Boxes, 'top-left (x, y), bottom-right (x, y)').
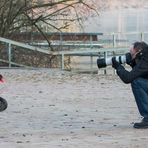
top-left (125, 52), bottom-right (132, 65)
top-left (112, 57), bottom-right (120, 69)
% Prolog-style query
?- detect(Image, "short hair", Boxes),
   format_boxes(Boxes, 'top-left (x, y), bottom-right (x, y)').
top-left (133, 41), bottom-right (148, 58)
top-left (133, 41), bottom-right (148, 52)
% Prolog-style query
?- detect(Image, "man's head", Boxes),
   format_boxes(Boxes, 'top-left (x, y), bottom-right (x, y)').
top-left (130, 41), bottom-right (148, 59)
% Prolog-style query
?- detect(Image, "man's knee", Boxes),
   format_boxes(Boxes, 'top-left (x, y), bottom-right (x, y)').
top-left (131, 78), bottom-right (141, 89)
top-left (132, 78), bottom-right (148, 91)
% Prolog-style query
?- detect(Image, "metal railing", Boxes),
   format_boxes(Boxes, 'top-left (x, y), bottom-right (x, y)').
top-left (53, 32), bottom-right (148, 70)
top-left (0, 37), bottom-right (53, 68)
top-left (0, 31), bottom-right (148, 70)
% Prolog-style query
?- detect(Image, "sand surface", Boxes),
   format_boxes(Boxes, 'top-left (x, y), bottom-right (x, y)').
top-left (0, 69), bottom-right (147, 148)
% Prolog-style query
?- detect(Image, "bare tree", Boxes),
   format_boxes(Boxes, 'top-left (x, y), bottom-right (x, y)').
top-left (0, 0), bottom-right (99, 68)
top-left (0, 0), bottom-right (98, 39)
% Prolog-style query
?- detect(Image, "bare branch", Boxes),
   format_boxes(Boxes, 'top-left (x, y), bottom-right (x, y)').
top-left (0, 0), bottom-right (99, 37)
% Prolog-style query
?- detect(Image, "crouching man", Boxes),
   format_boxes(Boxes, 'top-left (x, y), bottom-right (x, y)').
top-left (112, 41), bottom-right (148, 128)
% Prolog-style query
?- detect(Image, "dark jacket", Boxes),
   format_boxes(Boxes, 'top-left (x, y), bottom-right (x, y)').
top-left (116, 49), bottom-right (148, 84)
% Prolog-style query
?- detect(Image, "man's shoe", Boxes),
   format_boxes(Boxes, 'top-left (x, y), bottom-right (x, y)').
top-left (133, 120), bottom-right (148, 129)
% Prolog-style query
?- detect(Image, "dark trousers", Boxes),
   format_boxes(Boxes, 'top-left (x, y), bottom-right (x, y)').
top-left (131, 78), bottom-right (148, 121)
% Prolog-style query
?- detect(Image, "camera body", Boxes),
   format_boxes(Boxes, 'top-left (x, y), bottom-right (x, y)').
top-left (97, 53), bottom-right (131, 68)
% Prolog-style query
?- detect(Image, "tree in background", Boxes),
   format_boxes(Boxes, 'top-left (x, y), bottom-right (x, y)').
top-left (0, 0), bottom-right (98, 39)
top-left (0, 0), bottom-right (99, 68)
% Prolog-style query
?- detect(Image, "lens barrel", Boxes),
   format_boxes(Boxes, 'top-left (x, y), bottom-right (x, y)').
top-left (97, 54), bottom-right (130, 69)
top-left (97, 58), bottom-right (107, 68)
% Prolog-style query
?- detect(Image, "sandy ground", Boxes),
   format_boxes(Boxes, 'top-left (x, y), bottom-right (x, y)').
top-left (0, 69), bottom-right (147, 148)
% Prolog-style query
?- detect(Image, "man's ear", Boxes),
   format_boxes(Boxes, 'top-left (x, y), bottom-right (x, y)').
top-left (135, 50), bottom-right (143, 59)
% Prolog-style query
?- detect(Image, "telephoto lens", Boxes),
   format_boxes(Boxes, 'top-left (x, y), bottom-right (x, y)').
top-left (97, 52), bottom-right (132, 68)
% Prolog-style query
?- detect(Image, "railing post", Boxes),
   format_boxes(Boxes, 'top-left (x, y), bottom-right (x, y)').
top-left (140, 32), bottom-right (144, 41)
top-left (113, 33), bottom-right (116, 48)
top-left (8, 43), bottom-right (12, 67)
top-left (104, 51), bottom-right (107, 74)
top-left (61, 54), bottom-right (64, 70)
top-left (90, 35), bottom-right (93, 48)
top-left (112, 51), bottom-right (116, 74)
top-left (90, 54), bottom-right (93, 73)
top-left (90, 35), bottom-right (93, 73)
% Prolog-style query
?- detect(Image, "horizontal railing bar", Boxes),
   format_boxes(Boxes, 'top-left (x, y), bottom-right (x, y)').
top-left (0, 37), bottom-right (52, 54)
top-left (0, 59), bottom-right (33, 68)
top-left (31, 42), bottom-right (103, 48)
top-left (53, 47), bottom-right (129, 55)
top-left (104, 31), bottom-right (148, 35)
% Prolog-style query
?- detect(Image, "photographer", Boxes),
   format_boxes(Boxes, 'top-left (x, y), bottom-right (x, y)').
top-left (112, 41), bottom-right (148, 129)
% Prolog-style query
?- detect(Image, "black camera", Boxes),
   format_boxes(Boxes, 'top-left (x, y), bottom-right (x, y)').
top-left (97, 53), bottom-right (132, 68)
